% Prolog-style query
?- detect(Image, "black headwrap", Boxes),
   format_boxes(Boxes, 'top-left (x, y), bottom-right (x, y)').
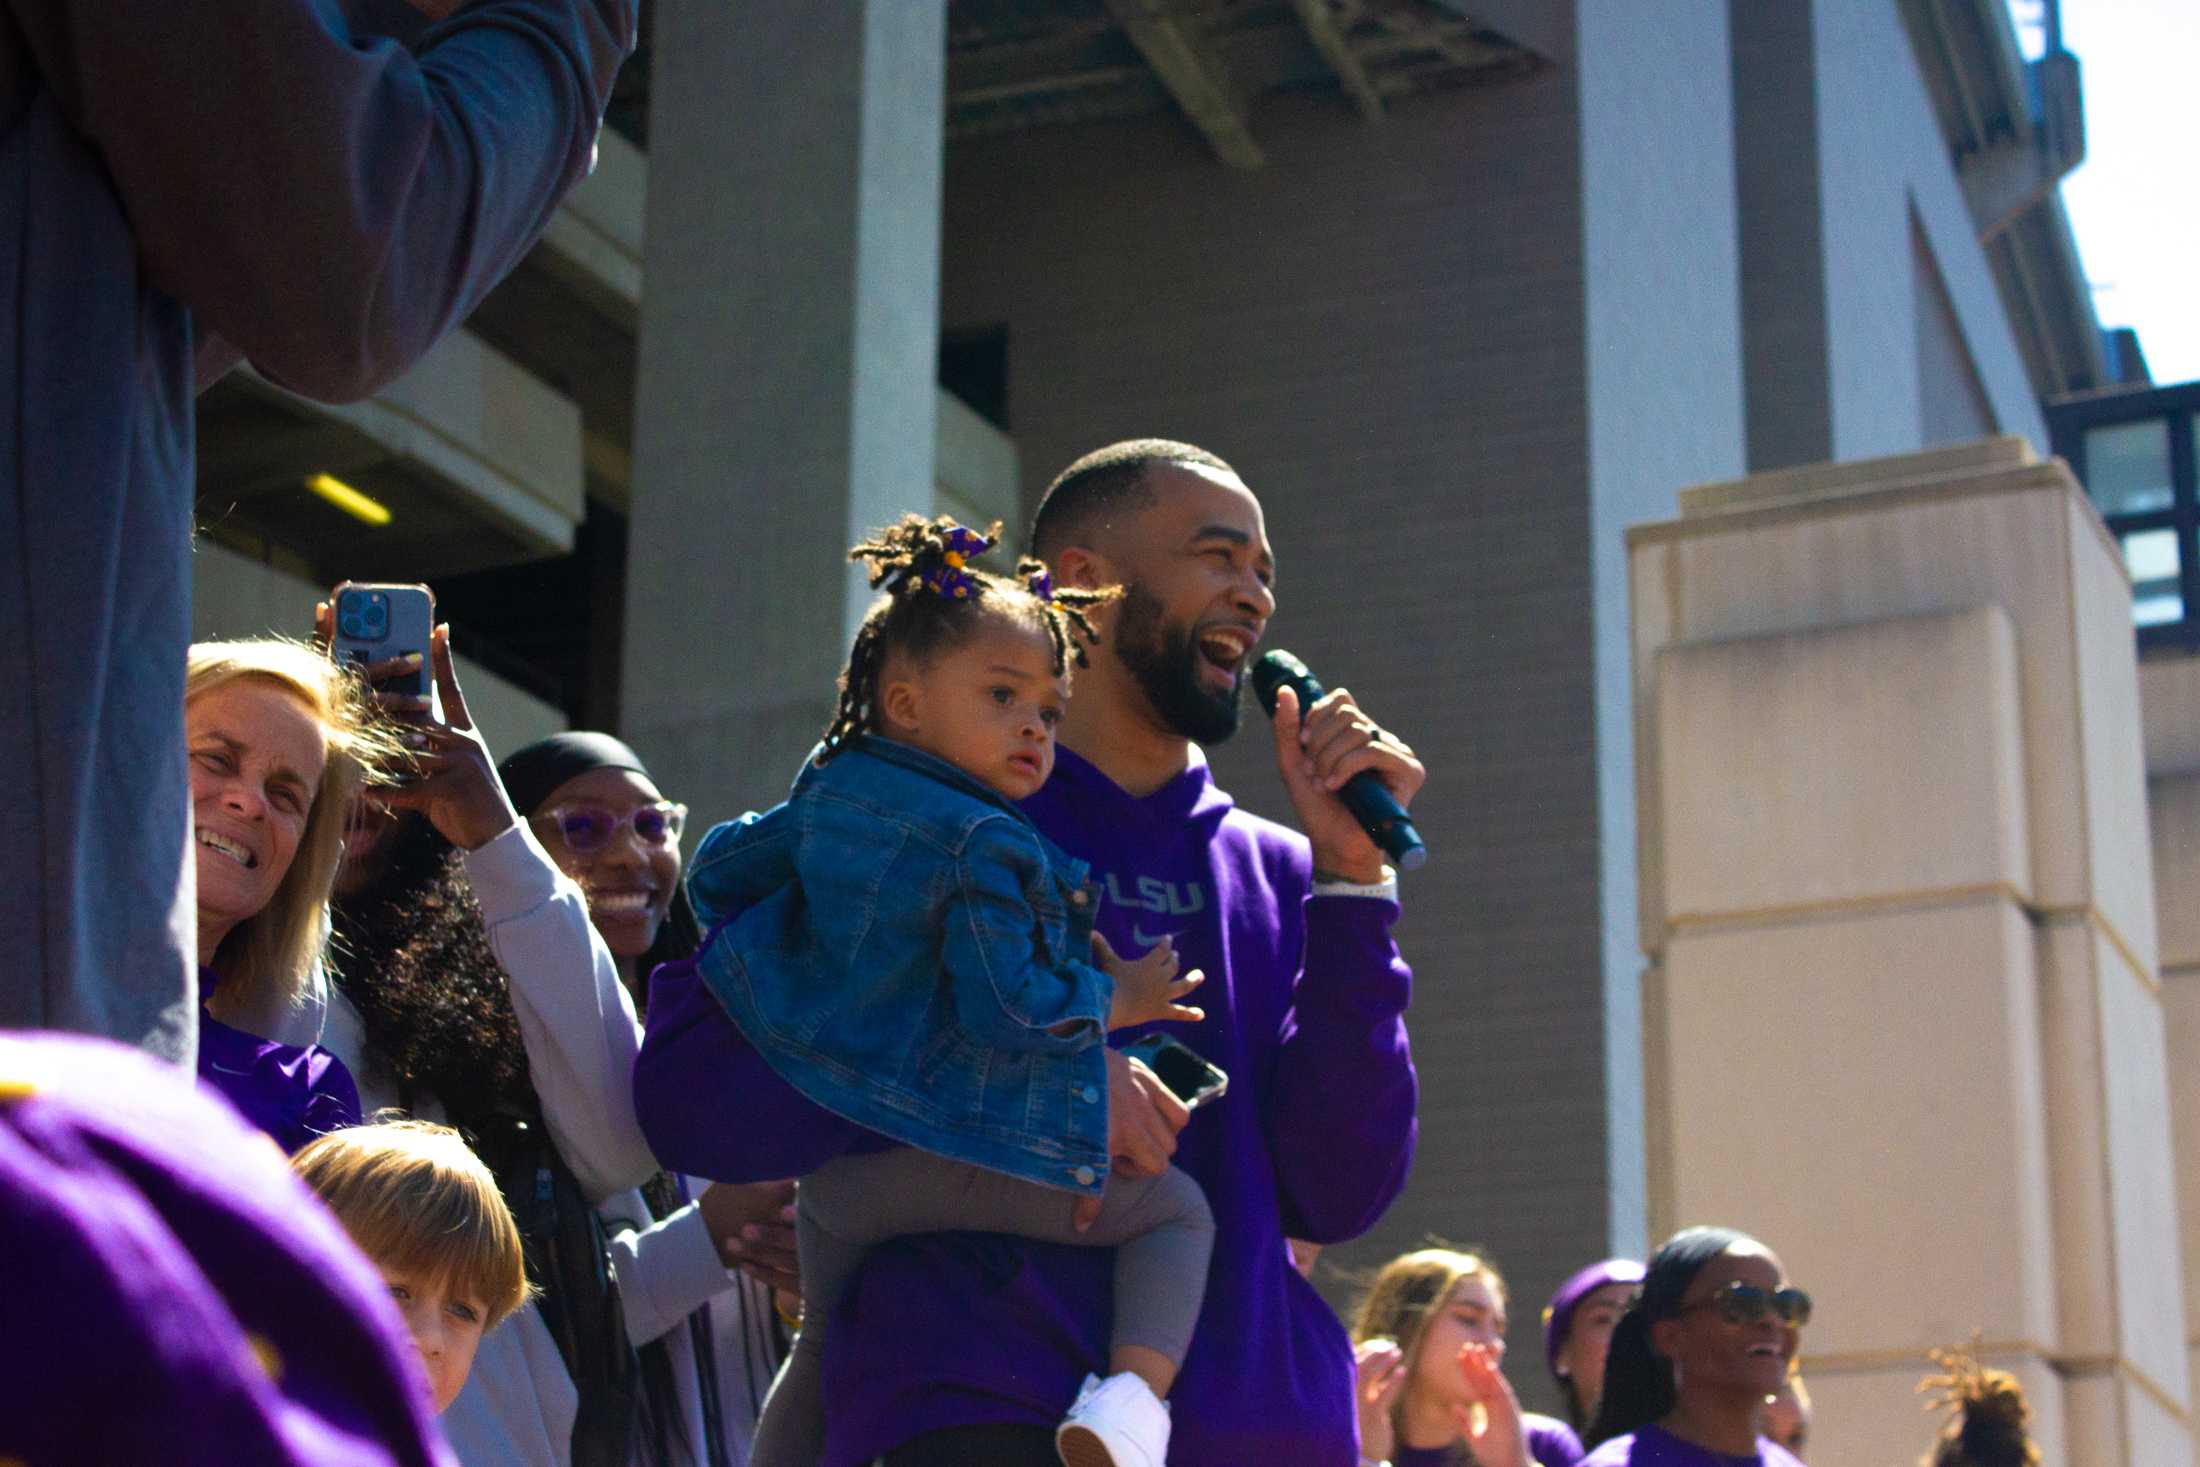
top-left (497, 731), bottom-right (653, 818)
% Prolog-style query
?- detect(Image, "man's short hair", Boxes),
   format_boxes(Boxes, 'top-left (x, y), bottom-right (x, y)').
top-left (1029, 439), bottom-right (1237, 561)
top-left (292, 1118), bottom-right (532, 1330)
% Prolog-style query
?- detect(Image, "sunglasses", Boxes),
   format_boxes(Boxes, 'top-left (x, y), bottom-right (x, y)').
top-left (1677, 1282), bottom-right (1813, 1328)
top-left (538, 801), bottom-right (687, 853)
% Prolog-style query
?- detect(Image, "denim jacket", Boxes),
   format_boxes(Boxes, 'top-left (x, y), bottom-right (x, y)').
top-left (686, 737), bottom-right (1113, 1195)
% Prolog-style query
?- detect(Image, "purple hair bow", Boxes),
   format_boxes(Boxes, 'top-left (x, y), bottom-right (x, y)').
top-left (915, 523), bottom-right (995, 600)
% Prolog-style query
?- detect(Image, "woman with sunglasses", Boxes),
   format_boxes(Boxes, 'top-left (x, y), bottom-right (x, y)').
top-left (1580, 1227), bottom-right (1809, 1466)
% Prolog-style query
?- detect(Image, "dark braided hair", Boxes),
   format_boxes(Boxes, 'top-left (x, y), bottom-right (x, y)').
top-left (819, 513), bottom-right (1118, 760)
top-left (1585, 1226), bottom-right (1750, 1449)
top-left (1919, 1340), bottom-right (2041, 1467)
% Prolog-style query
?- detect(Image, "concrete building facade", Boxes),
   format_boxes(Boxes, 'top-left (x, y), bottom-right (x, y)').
top-left (189, 0), bottom-right (2178, 1449)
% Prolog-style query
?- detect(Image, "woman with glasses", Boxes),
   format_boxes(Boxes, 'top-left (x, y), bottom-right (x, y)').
top-left (502, 732), bottom-right (801, 1467)
top-left (503, 734), bottom-right (697, 1007)
top-left (1350, 1247), bottom-right (1584, 1467)
top-left (1580, 1227), bottom-right (1809, 1466)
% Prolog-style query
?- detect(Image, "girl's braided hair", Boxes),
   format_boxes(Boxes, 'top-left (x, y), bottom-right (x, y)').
top-left (819, 513), bottom-right (1119, 761)
top-left (1919, 1340), bottom-right (2040, 1467)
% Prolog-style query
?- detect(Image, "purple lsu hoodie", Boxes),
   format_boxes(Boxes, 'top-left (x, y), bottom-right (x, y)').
top-left (636, 745), bottom-right (1418, 1465)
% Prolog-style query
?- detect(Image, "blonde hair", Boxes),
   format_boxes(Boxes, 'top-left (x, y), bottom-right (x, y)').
top-left (1352, 1245), bottom-right (1509, 1443)
top-left (186, 638), bottom-right (393, 1017)
top-left (292, 1118), bottom-right (532, 1330)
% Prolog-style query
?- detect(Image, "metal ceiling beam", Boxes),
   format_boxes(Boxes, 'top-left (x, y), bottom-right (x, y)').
top-left (1101, 0), bottom-right (1264, 168)
top-left (1293, 0), bottom-right (1383, 121)
top-left (1355, 0), bottom-right (1483, 68)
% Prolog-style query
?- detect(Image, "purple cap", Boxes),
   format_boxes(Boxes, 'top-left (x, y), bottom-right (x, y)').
top-left (0, 1031), bottom-right (455, 1466)
top-left (1542, 1258), bottom-right (1648, 1373)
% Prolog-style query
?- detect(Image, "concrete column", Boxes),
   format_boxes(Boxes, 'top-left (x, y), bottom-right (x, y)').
top-left (1631, 438), bottom-right (2190, 1465)
top-left (625, 0), bottom-right (946, 822)
top-left (2142, 653), bottom-right (2200, 1443)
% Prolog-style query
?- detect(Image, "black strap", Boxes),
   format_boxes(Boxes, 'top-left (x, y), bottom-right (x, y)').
top-left (465, 1107), bottom-right (640, 1467)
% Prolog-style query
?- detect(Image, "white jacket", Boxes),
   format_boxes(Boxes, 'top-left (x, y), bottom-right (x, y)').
top-left (307, 822), bottom-right (740, 1467)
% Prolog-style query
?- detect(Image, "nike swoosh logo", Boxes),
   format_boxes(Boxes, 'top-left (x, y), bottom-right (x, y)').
top-left (1132, 924), bottom-right (1176, 947)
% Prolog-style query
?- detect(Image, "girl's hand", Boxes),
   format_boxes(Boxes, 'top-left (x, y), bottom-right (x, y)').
top-left (374, 625), bottom-right (519, 852)
top-left (1454, 1342), bottom-right (1531, 1467)
top-left (1093, 931), bottom-right (1205, 1030)
top-left (1354, 1337), bottom-right (1404, 1463)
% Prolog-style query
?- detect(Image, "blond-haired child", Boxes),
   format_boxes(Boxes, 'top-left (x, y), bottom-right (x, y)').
top-left (293, 1119), bottom-right (531, 1413)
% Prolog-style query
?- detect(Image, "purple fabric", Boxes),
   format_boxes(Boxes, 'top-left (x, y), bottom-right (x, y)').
top-left (1580, 1424), bottom-right (1805, 1467)
top-left (0, 1031), bottom-right (454, 1465)
top-left (196, 967), bottom-right (363, 1155)
top-left (640, 921), bottom-right (887, 1181)
top-left (1531, 1412), bottom-right (1587, 1467)
top-left (1543, 1259), bottom-right (1647, 1373)
top-left (1390, 1411), bottom-right (1582, 1467)
top-left (638, 746), bottom-right (1417, 1465)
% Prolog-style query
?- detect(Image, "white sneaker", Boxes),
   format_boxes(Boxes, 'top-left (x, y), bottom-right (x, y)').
top-left (1056, 1371), bottom-right (1172, 1467)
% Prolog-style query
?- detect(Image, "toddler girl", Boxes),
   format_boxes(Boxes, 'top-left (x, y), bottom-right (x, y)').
top-left (691, 516), bottom-right (1216, 1467)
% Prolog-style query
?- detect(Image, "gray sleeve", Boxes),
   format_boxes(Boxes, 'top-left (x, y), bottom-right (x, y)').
top-left (8, 0), bottom-right (632, 402)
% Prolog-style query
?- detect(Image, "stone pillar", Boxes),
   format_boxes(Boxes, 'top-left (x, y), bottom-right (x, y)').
top-left (1631, 438), bottom-right (2191, 1466)
top-left (2142, 653), bottom-right (2200, 1441)
top-left (624, 0), bottom-right (946, 822)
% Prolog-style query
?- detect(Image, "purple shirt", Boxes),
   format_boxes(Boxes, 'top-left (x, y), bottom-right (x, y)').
top-left (0, 1031), bottom-right (453, 1465)
top-left (197, 967), bottom-right (363, 1155)
top-left (1393, 1411), bottom-right (1583, 1467)
top-left (1581, 1424), bottom-right (1806, 1467)
top-left (637, 746), bottom-right (1418, 1465)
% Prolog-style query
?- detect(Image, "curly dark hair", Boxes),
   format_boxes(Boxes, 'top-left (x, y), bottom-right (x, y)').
top-left (328, 814), bottom-right (531, 1119)
top-left (819, 514), bottom-right (1119, 760)
top-left (1919, 1340), bottom-right (2040, 1467)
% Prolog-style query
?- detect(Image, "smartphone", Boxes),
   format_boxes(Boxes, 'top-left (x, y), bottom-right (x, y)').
top-left (1120, 1032), bottom-right (1228, 1111)
top-left (328, 581), bottom-right (437, 712)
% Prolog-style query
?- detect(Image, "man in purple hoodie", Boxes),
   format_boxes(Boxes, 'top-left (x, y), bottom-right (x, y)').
top-left (0, 0), bottom-right (633, 1067)
top-left (637, 438), bottom-right (1421, 1465)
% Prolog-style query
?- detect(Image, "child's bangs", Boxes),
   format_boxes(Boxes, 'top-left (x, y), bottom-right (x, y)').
top-left (345, 1171), bottom-right (530, 1326)
top-left (295, 1123), bottom-right (532, 1328)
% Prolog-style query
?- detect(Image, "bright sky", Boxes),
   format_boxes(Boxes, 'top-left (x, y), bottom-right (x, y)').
top-left (2009, 0), bottom-right (2200, 387)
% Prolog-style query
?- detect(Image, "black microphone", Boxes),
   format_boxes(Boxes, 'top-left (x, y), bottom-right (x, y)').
top-left (1250, 650), bottom-right (1427, 872)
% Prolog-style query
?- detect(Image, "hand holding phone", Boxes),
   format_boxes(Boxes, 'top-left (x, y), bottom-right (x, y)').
top-left (326, 582), bottom-right (439, 717)
top-left (1119, 1032), bottom-right (1228, 1111)
top-left (318, 591), bottom-right (517, 853)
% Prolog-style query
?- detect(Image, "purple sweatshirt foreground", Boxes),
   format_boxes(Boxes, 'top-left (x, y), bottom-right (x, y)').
top-left (638, 745), bottom-right (1418, 1465)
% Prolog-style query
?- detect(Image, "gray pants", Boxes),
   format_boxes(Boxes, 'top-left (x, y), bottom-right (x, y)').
top-left (748, 1148), bottom-right (1216, 1467)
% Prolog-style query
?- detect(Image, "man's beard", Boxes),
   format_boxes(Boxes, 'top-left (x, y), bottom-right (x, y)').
top-left (1113, 584), bottom-right (1244, 746)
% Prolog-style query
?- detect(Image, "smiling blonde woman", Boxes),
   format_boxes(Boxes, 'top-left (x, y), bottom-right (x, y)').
top-left (186, 637), bottom-right (394, 1151)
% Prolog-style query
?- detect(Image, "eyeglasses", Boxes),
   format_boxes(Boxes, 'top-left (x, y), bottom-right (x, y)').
top-left (537, 801), bottom-right (688, 853)
top-left (1677, 1282), bottom-right (1813, 1329)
